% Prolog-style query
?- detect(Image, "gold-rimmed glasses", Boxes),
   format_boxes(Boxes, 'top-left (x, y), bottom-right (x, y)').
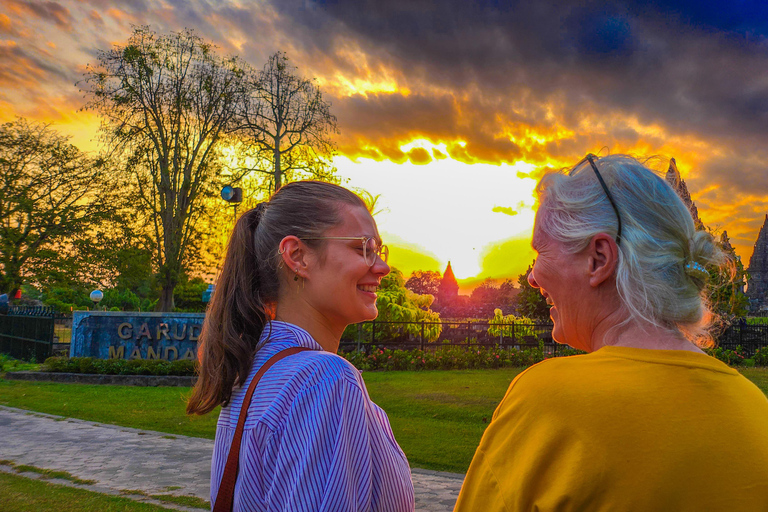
top-left (301, 237), bottom-right (389, 267)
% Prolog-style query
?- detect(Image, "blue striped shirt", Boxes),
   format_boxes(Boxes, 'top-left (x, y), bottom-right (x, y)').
top-left (211, 321), bottom-right (415, 511)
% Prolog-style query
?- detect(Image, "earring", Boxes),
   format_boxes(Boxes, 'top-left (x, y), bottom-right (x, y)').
top-left (294, 268), bottom-right (299, 281)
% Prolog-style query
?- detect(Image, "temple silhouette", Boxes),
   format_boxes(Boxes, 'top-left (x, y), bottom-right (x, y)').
top-left (747, 215), bottom-right (768, 313)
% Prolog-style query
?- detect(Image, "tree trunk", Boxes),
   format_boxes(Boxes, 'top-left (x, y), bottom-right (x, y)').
top-left (158, 283), bottom-right (176, 312)
top-left (273, 133), bottom-right (281, 190)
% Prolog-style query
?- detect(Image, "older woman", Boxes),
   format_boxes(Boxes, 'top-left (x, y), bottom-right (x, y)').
top-left (187, 181), bottom-right (414, 511)
top-left (455, 155), bottom-right (768, 512)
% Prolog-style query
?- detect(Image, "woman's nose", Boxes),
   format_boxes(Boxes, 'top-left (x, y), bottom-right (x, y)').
top-left (371, 256), bottom-right (390, 277)
top-left (527, 267), bottom-right (539, 288)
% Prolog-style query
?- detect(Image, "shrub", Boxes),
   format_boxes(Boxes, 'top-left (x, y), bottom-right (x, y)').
top-left (42, 357), bottom-right (197, 376)
top-left (707, 346), bottom-right (747, 366)
top-left (340, 344), bottom-right (577, 371)
top-left (753, 347), bottom-right (768, 366)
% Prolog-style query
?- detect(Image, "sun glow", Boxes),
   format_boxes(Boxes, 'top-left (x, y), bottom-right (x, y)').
top-left (315, 39), bottom-right (410, 98)
top-left (334, 152), bottom-right (538, 283)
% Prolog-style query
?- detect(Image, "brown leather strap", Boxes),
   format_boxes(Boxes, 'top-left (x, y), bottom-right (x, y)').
top-left (213, 346), bottom-right (312, 512)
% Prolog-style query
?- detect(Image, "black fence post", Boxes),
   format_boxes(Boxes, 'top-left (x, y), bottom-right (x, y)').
top-left (739, 322), bottom-right (743, 348)
top-left (420, 322), bottom-right (425, 351)
top-left (357, 323), bottom-right (362, 352)
top-left (371, 319), bottom-right (376, 346)
top-left (47, 312), bottom-right (55, 361)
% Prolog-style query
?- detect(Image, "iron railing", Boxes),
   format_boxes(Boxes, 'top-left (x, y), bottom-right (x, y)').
top-left (0, 307), bottom-right (73, 360)
top-left (339, 319), bottom-right (565, 353)
top-left (718, 323), bottom-right (768, 356)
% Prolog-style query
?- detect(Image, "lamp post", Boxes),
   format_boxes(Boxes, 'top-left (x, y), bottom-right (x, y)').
top-left (89, 290), bottom-right (103, 311)
top-left (221, 185), bottom-right (243, 223)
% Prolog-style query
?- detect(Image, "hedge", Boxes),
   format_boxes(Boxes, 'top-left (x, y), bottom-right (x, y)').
top-left (43, 357), bottom-right (197, 376)
top-left (39, 344), bottom-right (767, 377)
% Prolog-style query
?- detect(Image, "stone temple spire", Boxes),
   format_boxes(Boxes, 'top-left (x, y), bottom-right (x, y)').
top-left (437, 261), bottom-right (459, 305)
top-left (747, 215), bottom-right (768, 312)
top-left (665, 158), bottom-right (702, 228)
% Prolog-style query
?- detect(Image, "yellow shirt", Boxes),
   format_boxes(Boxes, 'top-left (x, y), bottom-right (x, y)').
top-left (454, 346), bottom-right (768, 512)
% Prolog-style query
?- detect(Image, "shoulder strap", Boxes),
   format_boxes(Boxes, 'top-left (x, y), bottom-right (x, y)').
top-left (213, 346), bottom-right (312, 512)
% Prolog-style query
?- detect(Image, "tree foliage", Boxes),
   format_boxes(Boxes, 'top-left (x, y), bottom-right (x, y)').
top-left (346, 268), bottom-right (442, 343)
top-left (235, 51), bottom-right (338, 191)
top-left (470, 278), bottom-right (517, 315)
top-left (0, 118), bottom-right (116, 296)
top-left (405, 270), bottom-right (441, 296)
top-left (515, 263), bottom-right (551, 321)
top-left (82, 26), bottom-right (246, 311)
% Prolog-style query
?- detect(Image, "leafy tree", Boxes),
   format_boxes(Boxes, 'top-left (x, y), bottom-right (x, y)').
top-left (173, 275), bottom-right (209, 312)
top-left (470, 278), bottom-right (518, 315)
top-left (235, 52), bottom-right (338, 191)
top-left (405, 270), bottom-right (441, 296)
top-left (515, 263), bottom-right (551, 321)
top-left (101, 288), bottom-right (157, 312)
top-left (487, 309), bottom-right (538, 343)
top-left (0, 119), bottom-right (116, 297)
top-left (346, 268), bottom-right (442, 343)
top-left (82, 26), bottom-right (246, 311)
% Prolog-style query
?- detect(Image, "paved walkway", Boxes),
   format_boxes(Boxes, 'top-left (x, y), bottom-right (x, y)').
top-left (0, 405), bottom-right (463, 511)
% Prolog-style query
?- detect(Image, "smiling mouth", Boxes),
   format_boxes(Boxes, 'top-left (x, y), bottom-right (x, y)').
top-left (544, 295), bottom-right (554, 306)
top-left (357, 285), bottom-right (378, 293)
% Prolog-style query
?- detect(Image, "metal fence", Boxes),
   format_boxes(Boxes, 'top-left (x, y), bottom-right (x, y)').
top-left (338, 319), bottom-right (568, 354)
top-left (0, 306), bottom-right (73, 360)
top-left (3, 311), bottom-right (768, 361)
top-left (339, 319), bottom-right (768, 356)
top-left (718, 323), bottom-right (768, 356)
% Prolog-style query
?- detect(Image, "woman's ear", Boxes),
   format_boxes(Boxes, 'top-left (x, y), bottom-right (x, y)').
top-left (587, 233), bottom-right (618, 287)
top-left (278, 236), bottom-right (308, 279)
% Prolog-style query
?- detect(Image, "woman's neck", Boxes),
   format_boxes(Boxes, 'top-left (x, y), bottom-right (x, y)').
top-left (591, 317), bottom-right (704, 353)
top-left (273, 305), bottom-right (342, 353)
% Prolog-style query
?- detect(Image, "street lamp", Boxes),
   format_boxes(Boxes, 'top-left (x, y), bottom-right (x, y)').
top-left (221, 185), bottom-right (243, 224)
top-left (90, 290), bottom-right (103, 311)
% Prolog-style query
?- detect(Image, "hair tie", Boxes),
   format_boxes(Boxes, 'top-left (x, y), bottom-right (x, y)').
top-left (248, 202), bottom-right (267, 228)
top-left (684, 260), bottom-right (709, 282)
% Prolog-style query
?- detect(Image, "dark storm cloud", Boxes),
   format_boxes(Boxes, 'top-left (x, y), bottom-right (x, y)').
top-left (272, 0), bottom-right (768, 143)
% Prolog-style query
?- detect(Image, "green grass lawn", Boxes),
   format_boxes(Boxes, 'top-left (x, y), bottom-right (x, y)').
top-left (740, 367), bottom-right (768, 393)
top-left (1, 367), bottom-right (766, 473)
top-left (0, 369), bottom-right (523, 472)
top-left (0, 471), bottom-right (176, 512)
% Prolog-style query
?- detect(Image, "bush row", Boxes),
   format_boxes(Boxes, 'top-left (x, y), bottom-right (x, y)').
top-left (704, 346), bottom-right (768, 366)
top-left (43, 357), bottom-right (197, 376)
top-left (36, 345), bottom-right (768, 376)
top-left (341, 344), bottom-right (585, 371)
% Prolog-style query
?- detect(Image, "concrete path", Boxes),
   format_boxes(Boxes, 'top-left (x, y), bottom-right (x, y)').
top-left (0, 405), bottom-right (463, 511)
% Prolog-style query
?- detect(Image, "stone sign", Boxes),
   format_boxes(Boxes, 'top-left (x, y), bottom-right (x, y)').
top-left (71, 311), bottom-right (204, 360)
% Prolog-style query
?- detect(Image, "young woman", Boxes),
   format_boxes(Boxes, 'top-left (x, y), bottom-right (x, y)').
top-left (187, 181), bottom-right (415, 511)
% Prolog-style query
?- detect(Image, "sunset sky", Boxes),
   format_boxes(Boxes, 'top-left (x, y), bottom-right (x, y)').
top-left (2, 0), bottom-right (768, 290)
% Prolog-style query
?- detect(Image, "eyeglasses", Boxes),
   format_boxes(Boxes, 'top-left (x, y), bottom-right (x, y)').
top-left (575, 154), bottom-right (623, 245)
top-left (301, 237), bottom-right (389, 267)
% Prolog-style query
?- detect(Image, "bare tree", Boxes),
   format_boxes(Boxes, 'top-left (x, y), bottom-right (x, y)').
top-left (0, 119), bottom-right (115, 297)
top-left (82, 27), bottom-right (246, 311)
top-left (236, 52), bottom-right (338, 191)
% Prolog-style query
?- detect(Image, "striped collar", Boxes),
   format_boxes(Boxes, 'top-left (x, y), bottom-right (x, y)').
top-left (257, 320), bottom-right (324, 353)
